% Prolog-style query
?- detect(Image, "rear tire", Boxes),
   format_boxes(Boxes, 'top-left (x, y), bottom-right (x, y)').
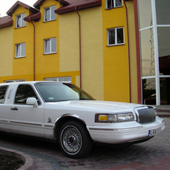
top-left (59, 120), bottom-right (93, 158)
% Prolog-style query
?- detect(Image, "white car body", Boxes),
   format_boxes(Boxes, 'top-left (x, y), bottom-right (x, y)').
top-left (0, 81), bottom-right (165, 158)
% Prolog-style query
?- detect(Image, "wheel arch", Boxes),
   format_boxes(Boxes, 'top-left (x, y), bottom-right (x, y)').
top-left (54, 114), bottom-right (90, 142)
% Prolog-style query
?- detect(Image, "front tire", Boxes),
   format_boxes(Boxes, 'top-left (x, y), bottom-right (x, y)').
top-left (59, 120), bottom-right (93, 158)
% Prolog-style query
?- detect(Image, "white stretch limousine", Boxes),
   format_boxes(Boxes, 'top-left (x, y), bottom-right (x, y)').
top-left (0, 81), bottom-right (165, 158)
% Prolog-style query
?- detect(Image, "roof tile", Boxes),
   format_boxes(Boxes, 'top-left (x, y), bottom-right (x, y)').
top-left (55, 0), bottom-right (101, 14)
top-left (0, 16), bottom-right (13, 28)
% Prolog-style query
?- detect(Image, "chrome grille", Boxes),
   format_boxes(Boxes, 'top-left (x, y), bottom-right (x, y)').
top-left (135, 107), bottom-right (156, 124)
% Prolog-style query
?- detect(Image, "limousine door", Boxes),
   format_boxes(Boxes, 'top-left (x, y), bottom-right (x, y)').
top-left (9, 84), bottom-right (45, 137)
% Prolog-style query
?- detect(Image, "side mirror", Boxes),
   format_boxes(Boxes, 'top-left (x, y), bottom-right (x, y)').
top-left (26, 97), bottom-right (38, 108)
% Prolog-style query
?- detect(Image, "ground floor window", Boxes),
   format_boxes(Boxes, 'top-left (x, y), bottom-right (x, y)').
top-left (44, 77), bottom-right (71, 83)
top-left (5, 80), bottom-right (25, 83)
top-left (143, 78), bottom-right (156, 105)
top-left (142, 77), bottom-right (170, 105)
top-left (160, 77), bottom-right (170, 105)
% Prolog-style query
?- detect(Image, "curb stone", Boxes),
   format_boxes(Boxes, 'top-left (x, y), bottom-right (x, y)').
top-left (0, 146), bottom-right (35, 170)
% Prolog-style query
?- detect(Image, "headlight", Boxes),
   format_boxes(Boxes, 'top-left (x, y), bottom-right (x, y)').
top-left (95, 113), bottom-right (134, 123)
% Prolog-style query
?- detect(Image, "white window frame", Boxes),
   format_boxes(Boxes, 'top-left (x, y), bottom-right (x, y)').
top-left (15, 43), bottom-right (26, 58)
top-left (106, 0), bottom-right (123, 9)
top-left (5, 80), bottom-right (25, 83)
top-left (44, 38), bottom-right (56, 54)
top-left (107, 27), bottom-right (124, 46)
top-left (44, 5), bottom-right (56, 22)
top-left (44, 77), bottom-right (72, 83)
top-left (16, 13), bottom-right (26, 28)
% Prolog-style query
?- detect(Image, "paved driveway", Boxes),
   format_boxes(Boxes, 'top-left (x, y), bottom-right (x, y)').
top-left (0, 118), bottom-right (169, 170)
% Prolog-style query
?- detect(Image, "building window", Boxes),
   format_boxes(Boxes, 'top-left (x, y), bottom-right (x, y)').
top-left (5, 80), bottom-right (25, 83)
top-left (15, 43), bottom-right (26, 58)
top-left (142, 79), bottom-right (156, 105)
top-left (107, 27), bottom-right (124, 46)
top-left (44, 38), bottom-right (56, 54)
top-left (106, 0), bottom-right (122, 9)
top-left (45, 77), bottom-right (72, 83)
top-left (44, 5), bottom-right (56, 22)
top-left (16, 13), bottom-right (26, 28)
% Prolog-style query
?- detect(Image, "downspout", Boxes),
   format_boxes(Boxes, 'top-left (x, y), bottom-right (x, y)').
top-left (134, 0), bottom-right (141, 104)
top-left (124, 0), bottom-right (131, 103)
top-left (75, 7), bottom-right (82, 88)
top-left (29, 18), bottom-right (36, 81)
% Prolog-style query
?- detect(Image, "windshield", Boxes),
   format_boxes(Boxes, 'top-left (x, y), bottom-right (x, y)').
top-left (35, 82), bottom-right (95, 102)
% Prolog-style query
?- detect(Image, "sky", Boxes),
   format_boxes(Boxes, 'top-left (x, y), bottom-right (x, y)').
top-left (0, 0), bottom-right (37, 17)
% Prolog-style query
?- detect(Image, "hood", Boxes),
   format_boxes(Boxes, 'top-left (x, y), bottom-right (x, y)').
top-left (47, 100), bottom-right (145, 112)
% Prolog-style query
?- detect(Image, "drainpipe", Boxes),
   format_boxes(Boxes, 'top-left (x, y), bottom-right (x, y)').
top-left (29, 17), bottom-right (36, 81)
top-left (133, 0), bottom-right (141, 104)
top-left (75, 7), bottom-right (82, 88)
top-left (124, 0), bottom-right (131, 103)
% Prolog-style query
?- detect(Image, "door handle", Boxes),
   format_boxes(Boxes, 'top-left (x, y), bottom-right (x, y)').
top-left (11, 107), bottom-right (18, 111)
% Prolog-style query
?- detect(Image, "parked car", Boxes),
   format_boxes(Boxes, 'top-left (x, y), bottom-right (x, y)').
top-left (0, 81), bottom-right (165, 158)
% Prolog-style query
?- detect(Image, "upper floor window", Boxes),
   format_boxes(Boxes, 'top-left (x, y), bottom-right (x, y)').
top-left (15, 43), bottom-right (26, 58)
top-left (0, 86), bottom-right (8, 104)
top-left (16, 13), bottom-right (26, 28)
top-left (107, 27), bottom-right (124, 46)
top-left (44, 5), bottom-right (56, 22)
top-left (106, 0), bottom-right (122, 9)
top-left (44, 38), bottom-right (56, 54)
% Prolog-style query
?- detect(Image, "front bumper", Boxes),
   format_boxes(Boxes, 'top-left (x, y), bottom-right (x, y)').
top-left (88, 117), bottom-right (165, 144)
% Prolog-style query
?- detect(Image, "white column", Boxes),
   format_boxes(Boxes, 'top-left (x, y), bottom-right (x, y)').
top-left (151, 0), bottom-right (160, 105)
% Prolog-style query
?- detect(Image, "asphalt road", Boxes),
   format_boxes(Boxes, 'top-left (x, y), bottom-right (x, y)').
top-left (0, 118), bottom-right (170, 170)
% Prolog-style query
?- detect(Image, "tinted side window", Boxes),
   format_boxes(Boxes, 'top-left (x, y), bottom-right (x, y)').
top-left (15, 85), bottom-right (39, 104)
top-left (0, 86), bottom-right (8, 104)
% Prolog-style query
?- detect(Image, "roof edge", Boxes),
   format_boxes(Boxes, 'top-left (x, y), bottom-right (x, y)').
top-left (7, 1), bottom-right (39, 17)
top-left (55, 0), bottom-right (101, 15)
top-left (58, 0), bottom-right (70, 6)
top-left (0, 17), bottom-right (13, 29)
top-left (24, 12), bottom-right (41, 22)
top-left (34, 0), bottom-right (66, 9)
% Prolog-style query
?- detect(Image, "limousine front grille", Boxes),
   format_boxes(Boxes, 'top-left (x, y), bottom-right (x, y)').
top-left (135, 107), bottom-right (156, 124)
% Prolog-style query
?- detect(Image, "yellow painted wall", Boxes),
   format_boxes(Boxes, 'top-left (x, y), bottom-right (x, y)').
top-left (81, 8), bottom-right (104, 100)
top-left (59, 13), bottom-right (79, 72)
top-left (0, 26), bottom-right (13, 80)
top-left (59, 7), bottom-right (104, 100)
top-left (102, 0), bottom-right (130, 102)
top-left (34, 0), bottom-right (80, 85)
top-left (0, 0), bottom-right (80, 84)
top-left (0, 0), bottom-right (138, 103)
top-left (12, 6), bottom-right (34, 81)
top-left (35, 0), bottom-right (59, 80)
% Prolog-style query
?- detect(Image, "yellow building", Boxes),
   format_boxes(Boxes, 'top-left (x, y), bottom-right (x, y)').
top-left (0, 0), bottom-right (140, 103)
top-left (0, 16), bottom-right (13, 80)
